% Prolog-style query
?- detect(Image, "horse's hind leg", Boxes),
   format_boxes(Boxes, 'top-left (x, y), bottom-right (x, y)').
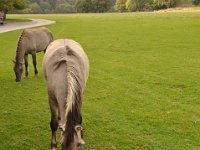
top-left (24, 54), bottom-right (28, 78)
top-left (32, 52), bottom-right (38, 76)
top-left (49, 96), bottom-right (58, 150)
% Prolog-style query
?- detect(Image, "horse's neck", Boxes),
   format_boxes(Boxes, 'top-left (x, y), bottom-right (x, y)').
top-left (16, 45), bottom-right (25, 64)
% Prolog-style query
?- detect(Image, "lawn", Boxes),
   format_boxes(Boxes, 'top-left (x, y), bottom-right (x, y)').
top-left (0, 10), bottom-right (200, 149)
top-left (4, 18), bottom-right (30, 23)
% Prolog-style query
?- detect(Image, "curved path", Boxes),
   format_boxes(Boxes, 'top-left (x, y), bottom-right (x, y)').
top-left (0, 19), bottom-right (56, 33)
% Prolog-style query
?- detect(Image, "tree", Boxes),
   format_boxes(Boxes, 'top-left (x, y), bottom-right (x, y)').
top-left (75, 0), bottom-right (92, 13)
top-left (49, 0), bottom-right (57, 9)
top-left (149, 0), bottom-right (177, 10)
top-left (192, 0), bottom-right (200, 5)
top-left (91, 0), bottom-right (111, 12)
top-left (55, 3), bottom-right (76, 13)
top-left (40, 1), bottom-right (52, 13)
top-left (125, 0), bottom-right (134, 11)
top-left (126, 0), bottom-right (146, 11)
top-left (0, 0), bottom-right (26, 20)
top-left (29, 2), bottom-right (42, 13)
top-left (75, 0), bottom-right (85, 12)
top-left (115, 0), bottom-right (127, 12)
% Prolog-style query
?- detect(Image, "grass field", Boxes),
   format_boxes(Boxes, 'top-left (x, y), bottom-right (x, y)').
top-left (0, 10), bottom-right (200, 149)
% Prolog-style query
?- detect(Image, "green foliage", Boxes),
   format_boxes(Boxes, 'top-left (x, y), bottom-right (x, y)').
top-left (126, 0), bottom-right (146, 11)
top-left (55, 3), bottom-right (76, 13)
top-left (125, 0), bottom-right (134, 11)
top-left (115, 0), bottom-right (127, 12)
top-left (2, 0), bottom-right (191, 13)
top-left (24, 0), bottom-right (76, 13)
top-left (149, 0), bottom-right (178, 10)
top-left (40, 1), bottom-right (52, 11)
top-left (75, 0), bottom-right (92, 12)
top-left (192, 0), bottom-right (200, 5)
top-left (29, 2), bottom-right (42, 14)
top-left (75, 0), bottom-right (110, 13)
top-left (13, 0), bottom-right (27, 9)
top-left (75, 0), bottom-right (86, 12)
top-left (0, 0), bottom-right (26, 11)
top-left (91, 0), bottom-right (111, 12)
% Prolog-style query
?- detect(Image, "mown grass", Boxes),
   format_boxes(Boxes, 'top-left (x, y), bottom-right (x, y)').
top-left (1, 10), bottom-right (200, 149)
top-left (5, 18), bottom-right (30, 23)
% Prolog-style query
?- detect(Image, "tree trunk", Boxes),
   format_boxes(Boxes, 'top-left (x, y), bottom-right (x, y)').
top-left (3, 10), bottom-right (7, 21)
top-left (0, 10), bottom-right (7, 21)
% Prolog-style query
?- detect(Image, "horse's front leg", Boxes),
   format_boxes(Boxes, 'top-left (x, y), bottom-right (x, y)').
top-left (49, 96), bottom-right (58, 150)
top-left (32, 52), bottom-right (38, 76)
top-left (24, 54), bottom-right (28, 78)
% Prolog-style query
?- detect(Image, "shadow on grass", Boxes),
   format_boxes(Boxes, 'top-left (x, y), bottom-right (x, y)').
top-left (4, 18), bottom-right (30, 24)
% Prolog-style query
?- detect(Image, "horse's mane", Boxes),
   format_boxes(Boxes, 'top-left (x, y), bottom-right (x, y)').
top-left (15, 30), bottom-right (25, 64)
top-left (62, 46), bottom-right (83, 147)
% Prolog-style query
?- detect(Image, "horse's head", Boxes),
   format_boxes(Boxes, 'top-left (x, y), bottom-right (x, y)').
top-left (61, 124), bottom-right (85, 150)
top-left (13, 60), bottom-right (23, 82)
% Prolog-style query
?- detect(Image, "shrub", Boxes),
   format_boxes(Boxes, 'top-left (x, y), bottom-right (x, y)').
top-left (115, 0), bottom-right (127, 12)
top-left (192, 0), bottom-right (200, 5)
top-left (126, 0), bottom-right (147, 11)
top-left (148, 0), bottom-right (178, 10)
top-left (29, 2), bottom-right (42, 13)
top-left (55, 3), bottom-right (76, 13)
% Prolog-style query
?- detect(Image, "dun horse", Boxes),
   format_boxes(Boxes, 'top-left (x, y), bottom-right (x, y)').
top-left (42, 39), bottom-right (89, 150)
top-left (13, 27), bottom-right (53, 82)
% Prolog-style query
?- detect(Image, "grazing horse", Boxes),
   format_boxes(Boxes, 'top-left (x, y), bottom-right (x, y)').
top-left (13, 27), bottom-right (53, 82)
top-left (42, 39), bottom-right (89, 150)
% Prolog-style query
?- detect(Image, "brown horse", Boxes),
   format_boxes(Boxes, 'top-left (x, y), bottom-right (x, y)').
top-left (42, 39), bottom-right (89, 150)
top-left (13, 27), bottom-right (53, 82)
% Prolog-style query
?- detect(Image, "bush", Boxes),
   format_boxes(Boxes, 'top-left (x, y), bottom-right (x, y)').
top-left (148, 0), bottom-right (178, 10)
top-left (91, 0), bottom-right (111, 12)
top-left (75, 0), bottom-right (92, 13)
top-left (126, 0), bottom-right (147, 11)
top-left (39, 1), bottom-right (52, 12)
top-left (115, 0), bottom-right (127, 12)
top-left (29, 2), bottom-right (42, 13)
top-left (192, 0), bottom-right (200, 5)
top-left (55, 3), bottom-right (76, 13)
top-left (108, 6), bottom-right (117, 12)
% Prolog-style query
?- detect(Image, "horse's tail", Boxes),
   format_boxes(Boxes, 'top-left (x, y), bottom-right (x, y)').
top-left (61, 46), bottom-right (83, 146)
top-left (65, 46), bottom-right (82, 120)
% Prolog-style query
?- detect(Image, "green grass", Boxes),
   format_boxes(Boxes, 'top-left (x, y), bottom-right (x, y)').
top-left (5, 18), bottom-right (30, 23)
top-left (1, 10), bottom-right (200, 149)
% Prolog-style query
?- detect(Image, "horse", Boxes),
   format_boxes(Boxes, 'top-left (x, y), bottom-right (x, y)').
top-left (42, 39), bottom-right (89, 150)
top-left (13, 27), bottom-right (53, 82)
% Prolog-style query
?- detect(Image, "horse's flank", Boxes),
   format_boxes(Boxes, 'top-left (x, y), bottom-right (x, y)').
top-left (42, 39), bottom-right (89, 150)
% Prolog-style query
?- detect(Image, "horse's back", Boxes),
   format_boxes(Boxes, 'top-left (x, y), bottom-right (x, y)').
top-left (22, 27), bottom-right (53, 52)
top-left (42, 39), bottom-right (89, 93)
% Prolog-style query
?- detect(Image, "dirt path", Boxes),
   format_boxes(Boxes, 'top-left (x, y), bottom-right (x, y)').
top-left (0, 19), bottom-right (56, 33)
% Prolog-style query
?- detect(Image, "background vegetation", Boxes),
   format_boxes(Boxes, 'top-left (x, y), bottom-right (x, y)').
top-left (0, 0), bottom-right (199, 14)
top-left (0, 10), bottom-right (200, 149)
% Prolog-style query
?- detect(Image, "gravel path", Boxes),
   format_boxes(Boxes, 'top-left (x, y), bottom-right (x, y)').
top-left (0, 19), bottom-right (56, 33)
